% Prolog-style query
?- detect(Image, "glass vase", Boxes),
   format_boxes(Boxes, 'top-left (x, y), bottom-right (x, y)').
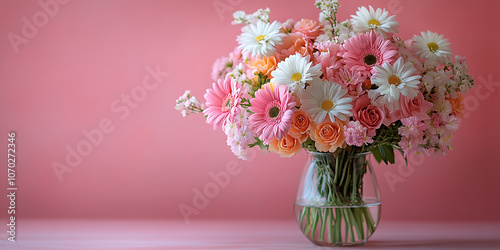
top-left (294, 150), bottom-right (381, 247)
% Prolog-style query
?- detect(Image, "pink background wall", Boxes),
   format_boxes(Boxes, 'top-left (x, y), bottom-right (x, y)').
top-left (0, 0), bottom-right (499, 223)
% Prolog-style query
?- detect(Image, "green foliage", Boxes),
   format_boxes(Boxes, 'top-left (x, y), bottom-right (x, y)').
top-left (248, 73), bottom-right (269, 98)
top-left (248, 137), bottom-right (268, 151)
top-left (371, 144), bottom-right (395, 165)
top-left (367, 123), bottom-right (409, 165)
top-left (302, 137), bottom-right (317, 152)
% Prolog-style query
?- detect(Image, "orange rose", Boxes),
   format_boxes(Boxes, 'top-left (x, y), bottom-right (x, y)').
top-left (293, 19), bottom-right (322, 39)
top-left (274, 33), bottom-right (313, 61)
top-left (248, 56), bottom-right (277, 77)
top-left (269, 134), bottom-right (302, 157)
top-left (310, 119), bottom-right (347, 153)
top-left (288, 110), bottom-right (310, 142)
top-left (447, 93), bottom-right (464, 118)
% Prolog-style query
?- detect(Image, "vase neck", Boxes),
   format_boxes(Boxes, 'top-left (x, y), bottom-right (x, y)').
top-left (305, 150), bottom-right (371, 159)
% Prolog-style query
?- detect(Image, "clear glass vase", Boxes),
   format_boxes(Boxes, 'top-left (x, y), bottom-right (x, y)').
top-left (294, 150), bottom-right (381, 247)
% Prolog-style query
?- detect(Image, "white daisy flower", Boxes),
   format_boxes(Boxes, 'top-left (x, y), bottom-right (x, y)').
top-left (300, 80), bottom-right (353, 123)
top-left (270, 53), bottom-right (322, 93)
top-left (371, 58), bottom-right (422, 111)
top-left (350, 6), bottom-right (399, 38)
top-left (237, 20), bottom-right (284, 58)
top-left (413, 31), bottom-right (452, 64)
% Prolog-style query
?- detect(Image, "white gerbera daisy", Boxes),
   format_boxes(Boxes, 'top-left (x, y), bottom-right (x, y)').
top-left (413, 31), bottom-right (452, 64)
top-left (237, 21), bottom-right (284, 58)
top-left (270, 53), bottom-right (322, 93)
top-left (371, 58), bottom-right (422, 111)
top-left (301, 80), bottom-right (353, 123)
top-left (350, 6), bottom-right (399, 38)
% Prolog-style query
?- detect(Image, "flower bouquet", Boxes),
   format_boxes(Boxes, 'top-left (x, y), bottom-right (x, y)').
top-left (175, 0), bottom-right (473, 246)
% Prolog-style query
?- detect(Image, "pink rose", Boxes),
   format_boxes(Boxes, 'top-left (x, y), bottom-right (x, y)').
top-left (352, 94), bottom-right (385, 132)
top-left (398, 92), bottom-right (433, 121)
top-left (381, 105), bottom-right (400, 127)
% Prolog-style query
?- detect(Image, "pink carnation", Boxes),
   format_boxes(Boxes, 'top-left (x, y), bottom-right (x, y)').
top-left (333, 68), bottom-right (367, 96)
top-left (313, 41), bottom-right (343, 81)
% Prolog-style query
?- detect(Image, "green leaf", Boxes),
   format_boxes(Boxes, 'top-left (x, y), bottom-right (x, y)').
top-left (248, 137), bottom-right (268, 151)
top-left (382, 144), bottom-right (395, 164)
top-left (378, 145), bottom-right (388, 164)
top-left (372, 144), bottom-right (395, 165)
top-left (371, 147), bottom-right (383, 164)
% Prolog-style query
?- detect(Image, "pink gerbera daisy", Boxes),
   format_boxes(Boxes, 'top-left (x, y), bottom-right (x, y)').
top-left (342, 30), bottom-right (397, 75)
top-left (249, 84), bottom-right (296, 144)
top-left (203, 76), bottom-right (242, 130)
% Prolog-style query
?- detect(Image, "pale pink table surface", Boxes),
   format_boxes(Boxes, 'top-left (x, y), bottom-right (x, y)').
top-left (1, 220), bottom-right (499, 250)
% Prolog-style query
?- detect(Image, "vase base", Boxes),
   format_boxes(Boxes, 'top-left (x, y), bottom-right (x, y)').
top-left (311, 240), bottom-right (367, 247)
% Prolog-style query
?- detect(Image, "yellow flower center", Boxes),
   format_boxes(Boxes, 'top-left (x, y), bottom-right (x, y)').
top-left (321, 100), bottom-right (334, 111)
top-left (368, 19), bottom-right (381, 26)
top-left (388, 75), bottom-right (401, 86)
top-left (256, 35), bottom-right (266, 42)
top-left (291, 72), bottom-right (302, 82)
top-left (427, 42), bottom-right (439, 52)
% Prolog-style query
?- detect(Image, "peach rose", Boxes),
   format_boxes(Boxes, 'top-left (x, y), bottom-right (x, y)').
top-left (248, 56), bottom-right (277, 77)
top-left (288, 110), bottom-right (310, 142)
top-left (269, 134), bottom-right (302, 157)
top-left (447, 93), bottom-right (464, 118)
top-left (310, 119), bottom-right (347, 153)
top-left (274, 33), bottom-right (313, 61)
top-left (293, 19), bottom-right (322, 39)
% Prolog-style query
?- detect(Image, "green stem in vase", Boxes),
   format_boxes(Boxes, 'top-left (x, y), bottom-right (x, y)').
top-left (296, 148), bottom-right (380, 245)
top-left (310, 208), bottom-right (319, 240)
top-left (319, 208), bottom-right (327, 241)
top-left (327, 208), bottom-right (334, 243)
top-left (334, 207), bottom-right (342, 243)
top-left (303, 207), bottom-right (311, 236)
top-left (363, 206), bottom-right (376, 234)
